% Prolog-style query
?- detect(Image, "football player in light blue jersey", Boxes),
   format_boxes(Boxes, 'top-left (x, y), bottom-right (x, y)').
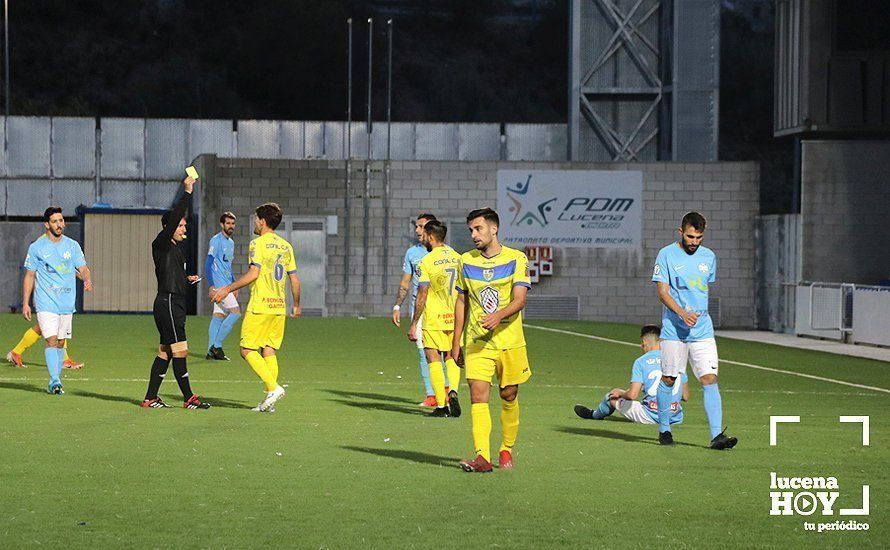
top-left (652, 212), bottom-right (737, 449)
top-left (21, 206), bottom-right (93, 394)
top-left (391, 213), bottom-right (452, 407)
top-left (206, 212), bottom-right (241, 360)
top-left (574, 325), bottom-right (689, 425)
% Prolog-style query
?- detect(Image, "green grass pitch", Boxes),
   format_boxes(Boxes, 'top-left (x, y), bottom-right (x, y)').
top-left (1, 314), bottom-right (887, 548)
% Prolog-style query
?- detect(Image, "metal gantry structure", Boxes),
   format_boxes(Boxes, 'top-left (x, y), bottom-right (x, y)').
top-left (569, 0), bottom-right (720, 162)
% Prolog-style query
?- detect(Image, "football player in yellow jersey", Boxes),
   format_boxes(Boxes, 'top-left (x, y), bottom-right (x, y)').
top-left (407, 220), bottom-right (463, 418)
top-left (211, 203), bottom-right (301, 412)
top-left (451, 208), bottom-right (531, 473)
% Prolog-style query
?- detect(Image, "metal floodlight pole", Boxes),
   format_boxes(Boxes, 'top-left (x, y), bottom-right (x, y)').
top-left (386, 19), bottom-right (392, 160)
top-left (3, 0), bottom-right (8, 118)
top-left (382, 18), bottom-right (393, 287)
top-left (363, 18), bottom-right (372, 291)
top-left (366, 18), bottom-right (373, 149)
top-left (347, 18), bottom-right (353, 159)
top-left (344, 18), bottom-right (353, 291)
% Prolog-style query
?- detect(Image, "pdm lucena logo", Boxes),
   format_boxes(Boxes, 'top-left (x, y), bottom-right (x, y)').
top-left (506, 174), bottom-right (557, 228)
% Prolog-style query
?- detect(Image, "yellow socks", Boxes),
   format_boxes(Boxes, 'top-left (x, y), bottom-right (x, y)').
top-left (264, 354), bottom-right (279, 385)
top-left (444, 358), bottom-right (460, 395)
top-left (428, 361), bottom-right (447, 407)
top-left (13, 327), bottom-right (40, 355)
top-left (471, 403), bottom-right (492, 462)
top-left (63, 339), bottom-right (70, 361)
top-left (245, 351), bottom-right (276, 392)
top-left (500, 398), bottom-right (520, 453)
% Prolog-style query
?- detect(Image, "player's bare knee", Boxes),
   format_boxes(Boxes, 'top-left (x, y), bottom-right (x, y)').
top-left (700, 373), bottom-right (718, 386)
top-left (261, 347), bottom-right (276, 358)
top-left (468, 380), bottom-right (490, 403)
top-left (213, 313), bottom-right (226, 319)
top-left (240, 347), bottom-right (254, 359)
top-left (170, 341), bottom-right (188, 357)
top-left (499, 385), bottom-right (518, 402)
top-left (661, 375), bottom-right (677, 386)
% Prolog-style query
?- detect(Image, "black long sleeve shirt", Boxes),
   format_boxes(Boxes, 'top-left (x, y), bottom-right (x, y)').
top-left (152, 191), bottom-right (192, 296)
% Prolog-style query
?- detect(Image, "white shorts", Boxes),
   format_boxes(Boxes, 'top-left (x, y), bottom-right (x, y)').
top-left (37, 312), bottom-right (73, 341)
top-left (615, 398), bottom-right (656, 425)
top-left (660, 338), bottom-right (719, 380)
top-left (212, 292), bottom-right (240, 315)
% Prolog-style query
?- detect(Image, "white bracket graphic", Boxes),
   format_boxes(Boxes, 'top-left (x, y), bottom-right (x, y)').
top-left (769, 415), bottom-right (800, 446)
top-left (839, 416), bottom-right (870, 446)
top-left (840, 485), bottom-right (870, 516)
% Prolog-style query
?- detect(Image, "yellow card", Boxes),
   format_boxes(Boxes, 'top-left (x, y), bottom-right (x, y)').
top-left (185, 166), bottom-right (200, 179)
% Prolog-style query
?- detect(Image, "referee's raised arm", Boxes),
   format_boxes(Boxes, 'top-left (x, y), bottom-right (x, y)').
top-left (154, 177), bottom-right (195, 246)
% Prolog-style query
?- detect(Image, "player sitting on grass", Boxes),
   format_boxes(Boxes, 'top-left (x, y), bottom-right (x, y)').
top-left (7, 324), bottom-right (84, 369)
top-left (574, 324), bottom-right (689, 426)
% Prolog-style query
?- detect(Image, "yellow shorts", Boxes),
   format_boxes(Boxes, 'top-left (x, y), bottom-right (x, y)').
top-left (422, 328), bottom-right (453, 352)
top-left (240, 312), bottom-right (285, 350)
top-left (465, 344), bottom-right (531, 387)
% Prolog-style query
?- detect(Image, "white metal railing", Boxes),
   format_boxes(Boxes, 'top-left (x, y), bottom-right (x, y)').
top-left (794, 281), bottom-right (890, 345)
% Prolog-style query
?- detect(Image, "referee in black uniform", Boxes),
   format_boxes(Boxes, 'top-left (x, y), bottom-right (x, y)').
top-left (141, 175), bottom-right (210, 409)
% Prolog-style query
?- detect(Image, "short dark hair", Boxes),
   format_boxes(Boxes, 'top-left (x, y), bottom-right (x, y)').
top-left (255, 202), bottom-right (283, 230)
top-left (640, 324), bottom-right (661, 339)
top-left (417, 213), bottom-right (437, 222)
top-left (220, 211), bottom-right (236, 223)
top-left (423, 219), bottom-right (447, 242)
top-left (466, 207), bottom-right (499, 226)
top-left (681, 211), bottom-right (707, 232)
top-left (43, 206), bottom-right (63, 222)
top-left (161, 210), bottom-right (182, 228)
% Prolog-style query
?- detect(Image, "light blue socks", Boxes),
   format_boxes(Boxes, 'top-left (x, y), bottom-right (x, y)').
top-left (215, 313), bottom-right (241, 348)
top-left (208, 316), bottom-right (223, 350)
top-left (656, 380), bottom-right (675, 433)
top-left (45, 347), bottom-right (64, 386)
top-left (418, 349), bottom-right (433, 396)
top-left (702, 383), bottom-right (723, 439)
top-left (591, 391), bottom-right (614, 419)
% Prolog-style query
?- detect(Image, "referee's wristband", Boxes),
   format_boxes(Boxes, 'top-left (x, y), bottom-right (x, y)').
top-left (392, 305), bottom-right (401, 311)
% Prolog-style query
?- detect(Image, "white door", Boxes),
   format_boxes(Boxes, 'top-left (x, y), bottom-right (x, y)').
top-left (283, 217), bottom-right (327, 316)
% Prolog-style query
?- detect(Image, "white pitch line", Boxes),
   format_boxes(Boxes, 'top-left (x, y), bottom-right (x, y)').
top-left (0, 377), bottom-right (872, 396)
top-left (526, 324), bottom-right (890, 395)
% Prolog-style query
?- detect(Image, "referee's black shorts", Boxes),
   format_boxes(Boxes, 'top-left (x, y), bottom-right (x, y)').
top-left (153, 293), bottom-right (187, 345)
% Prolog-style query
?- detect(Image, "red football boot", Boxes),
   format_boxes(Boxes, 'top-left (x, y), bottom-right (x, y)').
top-left (459, 455), bottom-right (493, 473)
top-left (498, 450), bottom-right (514, 469)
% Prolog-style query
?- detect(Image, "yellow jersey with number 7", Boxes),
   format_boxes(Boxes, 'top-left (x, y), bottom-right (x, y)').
top-left (416, 244), bottom-right (461, 331)
top-left (246, 232), bottom-right (297, 315)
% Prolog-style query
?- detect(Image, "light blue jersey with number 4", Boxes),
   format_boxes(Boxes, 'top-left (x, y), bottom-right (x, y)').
top-left (24, 235), bottom-right (86, 314)
top-left (631, 350), bottom-right (686, 423)
top-left (652, 243), bottom-right (717, 342)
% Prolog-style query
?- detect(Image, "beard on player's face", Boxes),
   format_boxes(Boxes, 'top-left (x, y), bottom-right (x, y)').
top-left (46, 216), bottom-right (65, 237)
top-left (223, 223), bottom-right (235, 237)
top-left (679, 230), bottom-right (703, 254)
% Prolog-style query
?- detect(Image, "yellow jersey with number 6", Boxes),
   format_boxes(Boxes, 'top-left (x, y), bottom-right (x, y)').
top-left (246, 232), bottom-right (297, 315)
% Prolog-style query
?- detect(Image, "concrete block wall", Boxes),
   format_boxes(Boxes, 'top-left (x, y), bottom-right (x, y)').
top-left (199, 156), bottom-right (759, 327)
top-left (801, 140), bottom-right (890, 284)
